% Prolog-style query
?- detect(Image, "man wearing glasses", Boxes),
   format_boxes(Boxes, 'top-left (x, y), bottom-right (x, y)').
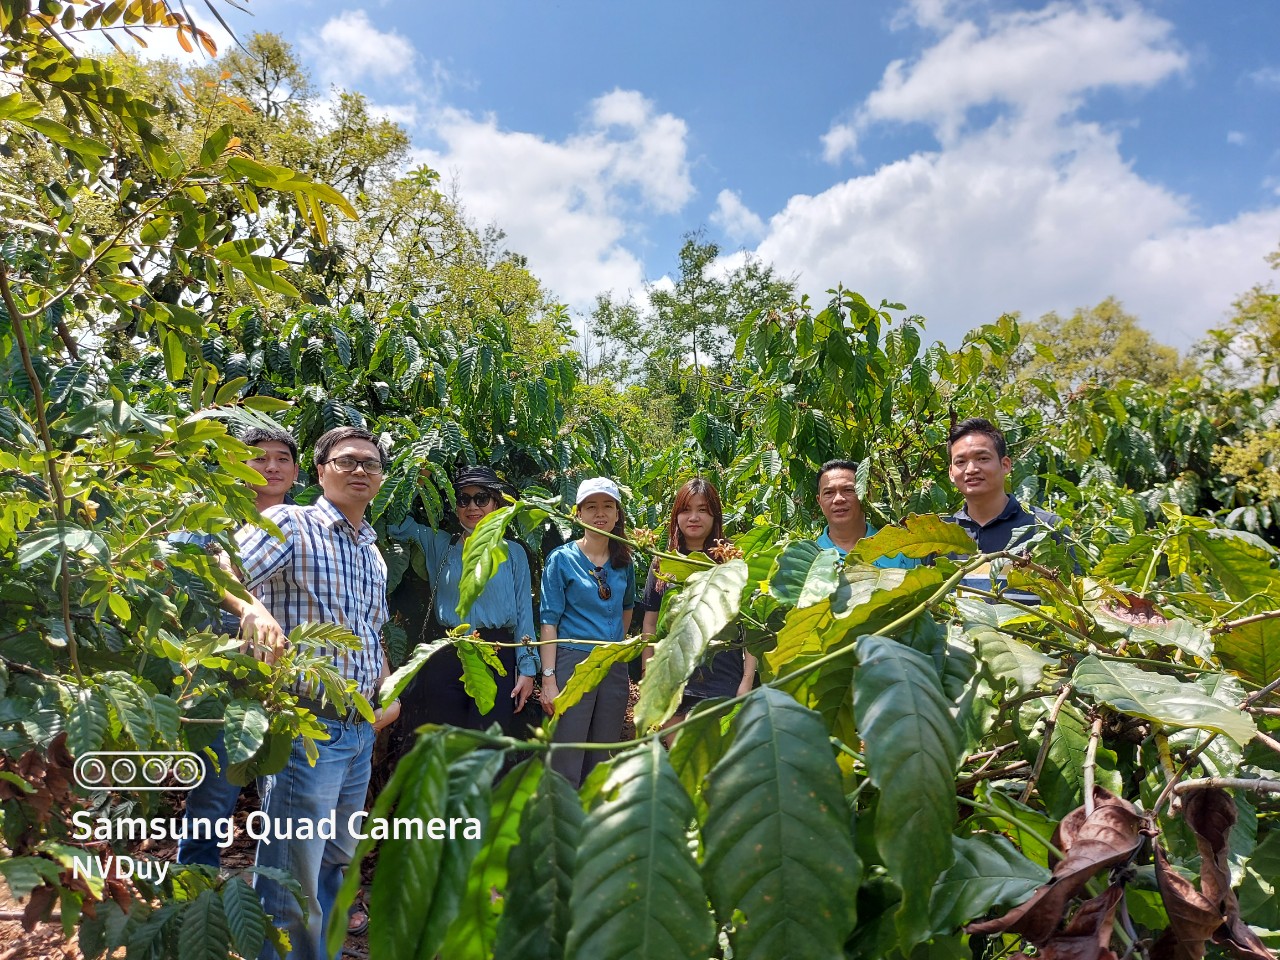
top-left (225, 426), bottom-right (399, 960)
top-left (388, 465), bottom-right (538, 737)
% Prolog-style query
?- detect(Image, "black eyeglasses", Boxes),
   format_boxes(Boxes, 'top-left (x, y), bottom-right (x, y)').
top-left (456, 491), bottom-right (494, 509)
top-left (322, 456), bottom-right (384, 475)
top-left (590, 565), bottom-right (612, 601)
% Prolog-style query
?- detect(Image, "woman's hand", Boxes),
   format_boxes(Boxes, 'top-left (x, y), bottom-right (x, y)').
top-left (539, 675), bottom-right (558, 716)
top-left (512, 675), bottom-right (534, 712)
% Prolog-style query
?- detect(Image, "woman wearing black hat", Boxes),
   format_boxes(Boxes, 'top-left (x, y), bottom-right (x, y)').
top-left (388, 466), bottom-right (538, 734)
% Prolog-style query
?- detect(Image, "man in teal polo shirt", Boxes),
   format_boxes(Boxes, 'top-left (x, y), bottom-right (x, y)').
top-left (814, 459), bottom-right (918, 568)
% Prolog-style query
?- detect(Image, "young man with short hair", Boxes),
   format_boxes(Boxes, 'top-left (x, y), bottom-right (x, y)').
top-left (226, 426), bottom-right (399, 960)
top-left (176, 425), bottom-right (299, 867)
top-left (814, 459), bottom-right (917, 568)
top-left (946, 417), bottom-right (1064, 600)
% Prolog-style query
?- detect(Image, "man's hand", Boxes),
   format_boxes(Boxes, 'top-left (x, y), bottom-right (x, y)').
top-left (372, 699), bottom-right (400, 732)
top-left (539, 676), bottom-right (558, 716)
top-left (240, 602), bottom-right (287, 664)
top-left (512, 675), bottom-right (534, 712)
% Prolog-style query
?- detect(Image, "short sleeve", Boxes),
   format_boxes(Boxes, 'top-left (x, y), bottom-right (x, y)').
top-left (539, 548), bottom-right (567, 627)
top-left (235, 505), bottom-right (296, 590)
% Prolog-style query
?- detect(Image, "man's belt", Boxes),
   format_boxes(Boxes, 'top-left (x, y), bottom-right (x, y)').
top-left (297, 696), bottom-right (367, 724)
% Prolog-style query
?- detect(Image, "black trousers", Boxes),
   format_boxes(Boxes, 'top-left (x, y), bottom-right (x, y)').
top-left (398, 629), bottom-right (522, 737)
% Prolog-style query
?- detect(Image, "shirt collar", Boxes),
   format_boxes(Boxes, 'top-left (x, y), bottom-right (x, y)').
top-left (955, 495), bottom-right (1022, 527)
top-left (314, 496), bottom-right (376, 544)
top-left (818, 521), bottom-right (878, 555)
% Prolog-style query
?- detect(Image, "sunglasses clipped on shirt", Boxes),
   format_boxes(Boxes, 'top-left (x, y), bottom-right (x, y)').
top-left (590, 565), bottom-right (612, 601)
top-left (455, 491), bottom-right (495, 509)
top-left (322, 456), bottom-right (384, 475)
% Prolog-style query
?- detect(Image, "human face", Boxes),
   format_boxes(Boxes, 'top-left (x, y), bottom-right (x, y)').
top-left (948, 433), bottom-right (1012, 500)
top-left (577, 492), bottom-right (619, 533)
top-left (317, 439), bottom-right (383, 515)
top-left (247, 440), bottom-right (298, 507)
top-left (676, 494), bottom-right (714, 551)
top-left (456, 484), bottom-right (498, 532)
top-left (817, 468), bottom-right (861, 528)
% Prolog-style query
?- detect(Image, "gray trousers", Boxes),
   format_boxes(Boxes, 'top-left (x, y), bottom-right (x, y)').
top-left (550, 646), bottom-right (631, 788)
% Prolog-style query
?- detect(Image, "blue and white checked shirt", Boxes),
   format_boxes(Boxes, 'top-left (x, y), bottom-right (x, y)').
top-left (235, 497), bottom-right (388, 699)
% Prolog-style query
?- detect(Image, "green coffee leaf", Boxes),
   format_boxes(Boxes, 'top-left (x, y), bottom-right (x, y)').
top-left (853, 513), bottom-right (977, 562)
top-left (634, 559), bottom-right (748, 734)
top-left (855, 634), bottom-right (959, 947)
top-left (703, 687), bottom-right (859, 960)
top-left (565, 740), bottom-right (715, 959)
top-left (494, 767), bottom-right (583, 960)
top-left (1072, 655), bottom-right (1257, 745)
top-left (768, 540), bottom-right (840, 608)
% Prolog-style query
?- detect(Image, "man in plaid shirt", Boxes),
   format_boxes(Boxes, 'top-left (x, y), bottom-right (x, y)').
top-left (226, 426), bottom-right (399, 960)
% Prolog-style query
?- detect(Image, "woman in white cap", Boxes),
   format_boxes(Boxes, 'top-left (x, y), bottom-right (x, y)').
top-left (538, 476), bottom-right (635, 787)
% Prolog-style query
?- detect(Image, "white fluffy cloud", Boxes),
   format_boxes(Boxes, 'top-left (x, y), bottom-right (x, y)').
top-left (301, 10), bottom-right (418, 89)
top-left (711, 190), bottom-right (766, 243)
top-left (416, 90), bottom-right (693, 307)
top-left (755, 1), bottom-right (1280, 346)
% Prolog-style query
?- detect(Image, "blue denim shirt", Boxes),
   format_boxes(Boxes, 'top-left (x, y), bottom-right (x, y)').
top-left (540, 541), bottom-right (635, 651)
top-left (389, 517), bottom-right (539, 676)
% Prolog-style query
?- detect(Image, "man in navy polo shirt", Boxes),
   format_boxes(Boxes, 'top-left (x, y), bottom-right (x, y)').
top-left (946, 417), bottom-right (1063, 600)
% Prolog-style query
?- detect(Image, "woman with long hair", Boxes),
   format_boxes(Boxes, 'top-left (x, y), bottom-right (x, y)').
top-left (641, 478), bottom-right (756, 723)
top-left (538, 477), bottom-right (635, 787)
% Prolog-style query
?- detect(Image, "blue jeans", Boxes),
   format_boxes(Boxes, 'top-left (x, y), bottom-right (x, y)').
top-left (254, 718), bottom-right (374, 960)
top-left (177, 732), bottom-right (241, 867)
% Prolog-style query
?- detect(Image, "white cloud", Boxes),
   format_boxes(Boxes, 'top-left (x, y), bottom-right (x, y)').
top-left (851, 3), bottom-right (1186, 145)
top-left (753, 2), bottom-right (1279, 347)
top-left (416, 91), bottom-right (694, 307)
top-left (711, 190), bottom-right (766, 243)
top-left (301, 10), bottom-right (418, 89)
top-left (1227, 130), bottom-right (1248, 146)
top-left (822, 123), bottom-right (860, 164)
top-left (1249, 66), bottom-right (1280, 90)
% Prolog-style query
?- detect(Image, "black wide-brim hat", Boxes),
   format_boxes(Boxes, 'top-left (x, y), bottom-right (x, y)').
top-left (453, 465), bottom-right (510, 496)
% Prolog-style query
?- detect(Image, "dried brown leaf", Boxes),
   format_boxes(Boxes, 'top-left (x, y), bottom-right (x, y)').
top-left (1212, 916), bottom-right (1276, 960)
top-left (1183, 787), bottom-right (1236, 905)
top-left (21, 883), bottom-right (57, 931)
top-left (967, 788), bottom-right (1143, 945)
top-left (1037, 884), bottom-right (1125, 960)
top-left (1154, 845), bottom-right (1220, 960)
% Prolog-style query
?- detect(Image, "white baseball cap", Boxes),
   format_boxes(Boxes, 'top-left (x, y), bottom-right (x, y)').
top-left (575, 477), bottom-right (622, 505)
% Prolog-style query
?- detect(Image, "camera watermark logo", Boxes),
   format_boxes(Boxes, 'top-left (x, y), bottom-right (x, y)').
top-left (74, 751), bottom-right (205, 792)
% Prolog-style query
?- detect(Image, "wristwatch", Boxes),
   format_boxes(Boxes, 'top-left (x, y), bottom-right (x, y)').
top-left (542, 666), bottom-right (556, 678)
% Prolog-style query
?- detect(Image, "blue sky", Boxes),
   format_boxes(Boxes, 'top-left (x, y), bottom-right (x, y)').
top-left (173, 0), bottom-right (1278, 346)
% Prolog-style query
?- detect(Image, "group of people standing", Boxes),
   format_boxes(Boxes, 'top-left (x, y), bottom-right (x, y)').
top-left (177, 414), bottom-right (1054, 960)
